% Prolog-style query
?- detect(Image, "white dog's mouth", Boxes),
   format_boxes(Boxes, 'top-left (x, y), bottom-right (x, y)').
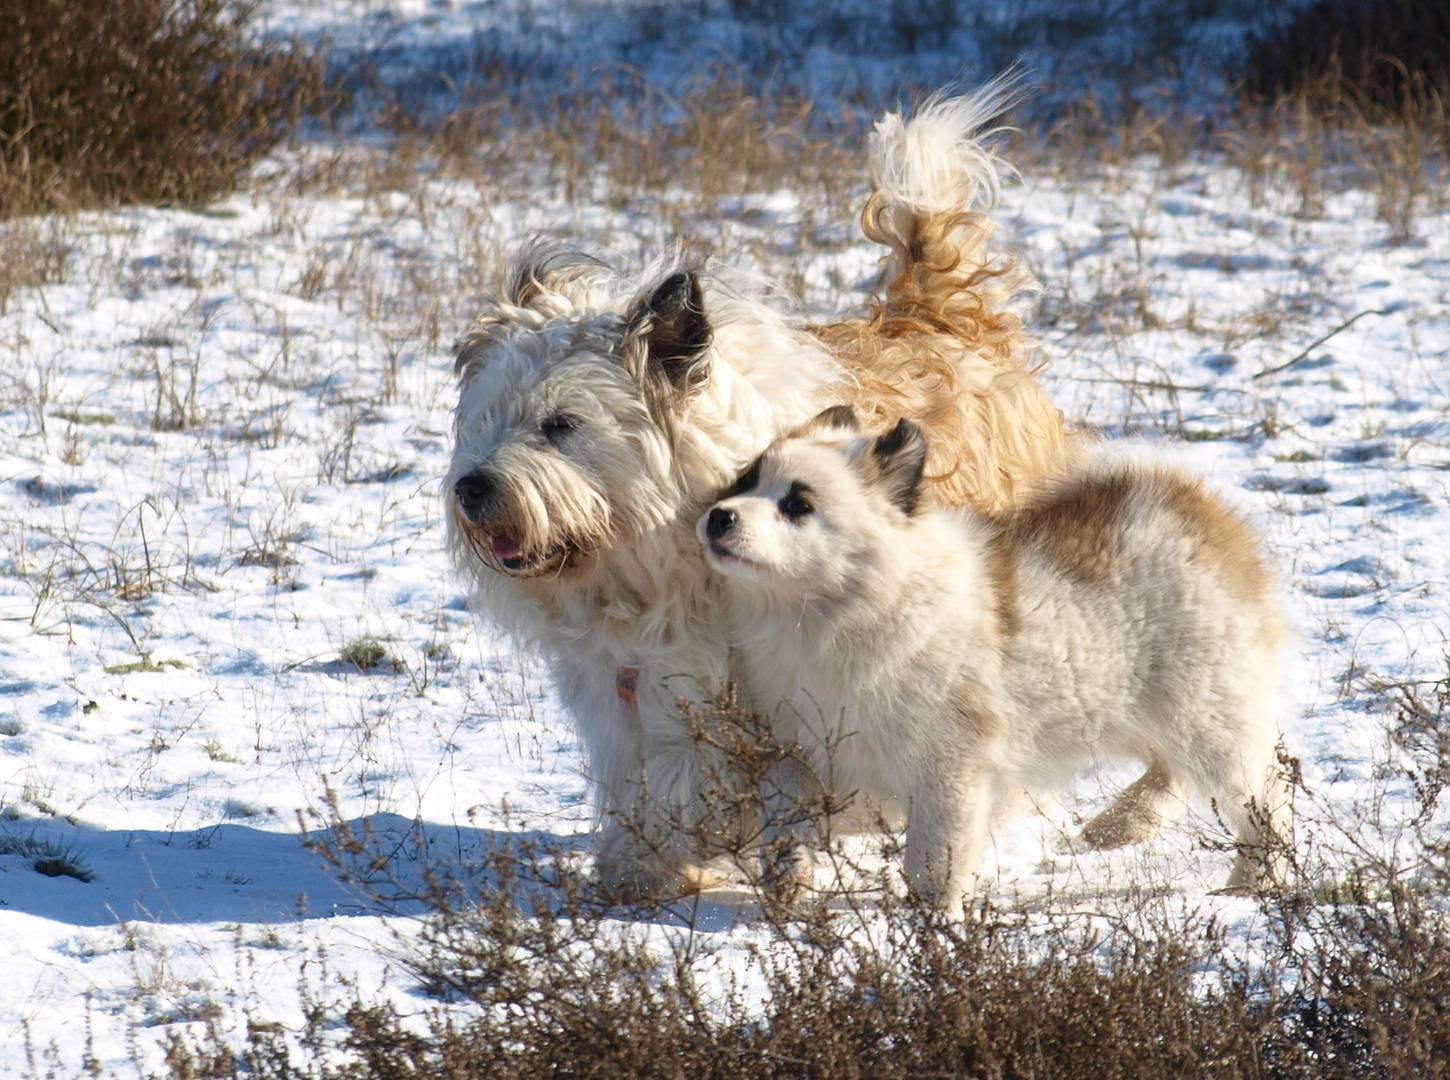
top-left (488, 533), bottom-right (573, 578)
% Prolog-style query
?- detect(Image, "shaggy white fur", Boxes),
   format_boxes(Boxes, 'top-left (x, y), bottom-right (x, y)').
top-left (703, 411), bottom-right (1293, 912)
top-left (446, 85), bottom-right (1074, 896)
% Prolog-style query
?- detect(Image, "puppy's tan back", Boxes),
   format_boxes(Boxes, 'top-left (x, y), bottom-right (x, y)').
top-left (999, 465), bottom-right (1275, 604)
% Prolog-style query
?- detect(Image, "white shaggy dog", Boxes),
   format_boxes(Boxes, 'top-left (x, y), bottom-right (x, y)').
top-left (701, 408), bottom-right (1293, 910)
top-left (446, 86), bottom-right (1074, 897)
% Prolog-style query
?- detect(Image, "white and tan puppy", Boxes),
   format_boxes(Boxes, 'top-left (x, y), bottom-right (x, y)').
top-left (701, 408), bottom-right (1292, 910)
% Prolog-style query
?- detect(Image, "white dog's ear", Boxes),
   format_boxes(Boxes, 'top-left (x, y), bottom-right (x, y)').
top-left (866, 418), bottom-right (929, 516)
top-left (626, 271), bottom-right (712, 393)
top-left (507, 243), bottom-right (606, 311)
top-left (454, 317), bottom-right (505, 380)
top-left (455, 246), bottom-right (607, 380)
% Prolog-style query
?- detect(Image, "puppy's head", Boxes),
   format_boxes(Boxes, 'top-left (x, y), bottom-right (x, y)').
top-left (699, 407), bottom-right (929, 599)
top-left (447, 249), bottom-right (714, 583)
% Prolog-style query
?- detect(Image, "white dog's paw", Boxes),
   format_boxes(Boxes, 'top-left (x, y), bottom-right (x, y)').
top-left (592, 823), bottom-right (730, 904)
top-left (1214, 847), bottom-right (1288, 898)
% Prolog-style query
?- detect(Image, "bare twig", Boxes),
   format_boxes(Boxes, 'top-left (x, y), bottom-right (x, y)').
top-left (1251, 307), bottom-right (1395, 380)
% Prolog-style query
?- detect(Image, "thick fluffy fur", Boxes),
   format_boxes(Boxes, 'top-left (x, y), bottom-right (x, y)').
top-left (446, 86), bottom-right (1073, 895)
top-left (702, 413), bottom-right (1292, 910)
top-left (820, 88), bottom-right (1072, 514)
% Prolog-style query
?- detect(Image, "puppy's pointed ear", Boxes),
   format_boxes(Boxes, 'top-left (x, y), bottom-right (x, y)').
top-left (868, 418), bottom-right (929, 516)
top-left (627, 271), bottom-right (712, 391)
top-left (798, 404), bottom-right (860, 435)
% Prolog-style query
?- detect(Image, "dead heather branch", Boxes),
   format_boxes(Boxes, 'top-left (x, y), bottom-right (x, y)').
top-left (147, 686), bottom-right (1441, 1079)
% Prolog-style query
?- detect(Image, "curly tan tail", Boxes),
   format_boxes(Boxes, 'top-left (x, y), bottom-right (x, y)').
top-left (817, 86), bottom-right (1075, 515)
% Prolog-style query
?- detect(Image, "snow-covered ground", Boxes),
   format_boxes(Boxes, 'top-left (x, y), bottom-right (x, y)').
top-left (2, 1), bottom-right (1448, 1074)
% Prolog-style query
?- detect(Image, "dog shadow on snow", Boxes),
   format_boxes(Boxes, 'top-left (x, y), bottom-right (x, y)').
top-left (0, 815), bottom-right (752, 932)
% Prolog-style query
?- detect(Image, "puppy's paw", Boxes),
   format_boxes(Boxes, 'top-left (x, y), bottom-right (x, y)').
top-left (760, 843), bottom-right (814, 904)
top-left (1079, 800), bottom-right (1166, 850)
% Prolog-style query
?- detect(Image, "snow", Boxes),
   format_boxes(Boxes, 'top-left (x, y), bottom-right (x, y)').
top-left (2, 1), bottom-right (1448, 1073)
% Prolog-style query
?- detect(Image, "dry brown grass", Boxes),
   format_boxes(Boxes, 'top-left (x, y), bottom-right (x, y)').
top-left (368, 65), bottom-right (866, 264)
top-left (327, 56), bottom-right (1445, 269)
top-left (0, 0), bottom-right (323, 218)
top-left (0, 218), bottom-right (70, 315)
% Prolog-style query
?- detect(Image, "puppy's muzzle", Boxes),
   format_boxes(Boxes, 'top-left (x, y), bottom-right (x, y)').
top-left (454, 471), bottom-right (497, 524)
top-left (705, 507), bottom-right (738, 541)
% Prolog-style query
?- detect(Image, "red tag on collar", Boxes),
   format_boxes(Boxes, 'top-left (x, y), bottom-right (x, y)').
top-left (616, 666), bottom-right (638, 705)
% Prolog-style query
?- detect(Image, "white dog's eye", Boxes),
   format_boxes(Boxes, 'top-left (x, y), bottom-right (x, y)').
top-left (778, 483), bottom-right (815, 522)
top-left (541, 413), bottom-right (581, 444)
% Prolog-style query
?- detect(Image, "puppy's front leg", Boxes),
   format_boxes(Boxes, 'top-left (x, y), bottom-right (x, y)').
top-left (904, 770), bottom-right (996, 917)
top-left (758, 753), bottom-right (822, 899)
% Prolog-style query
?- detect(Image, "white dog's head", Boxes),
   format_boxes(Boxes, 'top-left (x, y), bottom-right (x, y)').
top-left (699, 406), bottom-right (930, 601)
top-left (446, 247), bottom-right (715, 582)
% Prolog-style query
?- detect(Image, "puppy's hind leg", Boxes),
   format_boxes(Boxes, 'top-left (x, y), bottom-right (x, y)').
top-left (1159, 698), bottom-right (1293, 894)
top-left (1219, 756), bottom-right (1295, 894)
top-left (1080, 756), bottom-right (1181, 850)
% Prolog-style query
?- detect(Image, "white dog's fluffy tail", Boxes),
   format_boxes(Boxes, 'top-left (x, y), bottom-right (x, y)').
top-left (813, 81), bottom-right (1069, 515)
top-left (863, 80), bottom-right (1029, 296)
top-left (869, 83), bottom-right (1014, 219)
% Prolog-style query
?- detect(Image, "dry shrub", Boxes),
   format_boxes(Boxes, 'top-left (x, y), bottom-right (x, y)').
top-left (0, 0), bottom-right (323, 218)
top-left (158, 829), bottom-right (1450, 1079)
top-left (142, 680), bottom-right (1450, 1080)
top-left (1259, 664), bottom-right (1450, 1079)
top-left (189, 816), bottom-right (1271, 1080)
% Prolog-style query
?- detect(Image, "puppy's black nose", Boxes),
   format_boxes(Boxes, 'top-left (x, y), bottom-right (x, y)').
top-left (454, 472), bottom-right (496, 522)
top-left (706, 507), bottom-right (738, 540)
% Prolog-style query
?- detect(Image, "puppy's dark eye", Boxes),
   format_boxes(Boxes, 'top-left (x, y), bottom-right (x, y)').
top-left (541, 414), bottom-right (580, 444)
top-left (781, 496), bottom-right (814, 519)
top-left (779, 483), bottom-right (814, 522)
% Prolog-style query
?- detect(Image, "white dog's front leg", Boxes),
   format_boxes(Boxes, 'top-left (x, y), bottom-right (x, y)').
top-left (550, 653), bottom-right (666, 898)
top-left (551, 652), bottom-right (643, 820)
top-left (600, 644), bottom-right (736, 898)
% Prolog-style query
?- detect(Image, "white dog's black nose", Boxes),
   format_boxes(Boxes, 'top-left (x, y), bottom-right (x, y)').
top-left (454, 472), bottom-right (496, 522)
top-left (705, 507), bottom-right (738, 540)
